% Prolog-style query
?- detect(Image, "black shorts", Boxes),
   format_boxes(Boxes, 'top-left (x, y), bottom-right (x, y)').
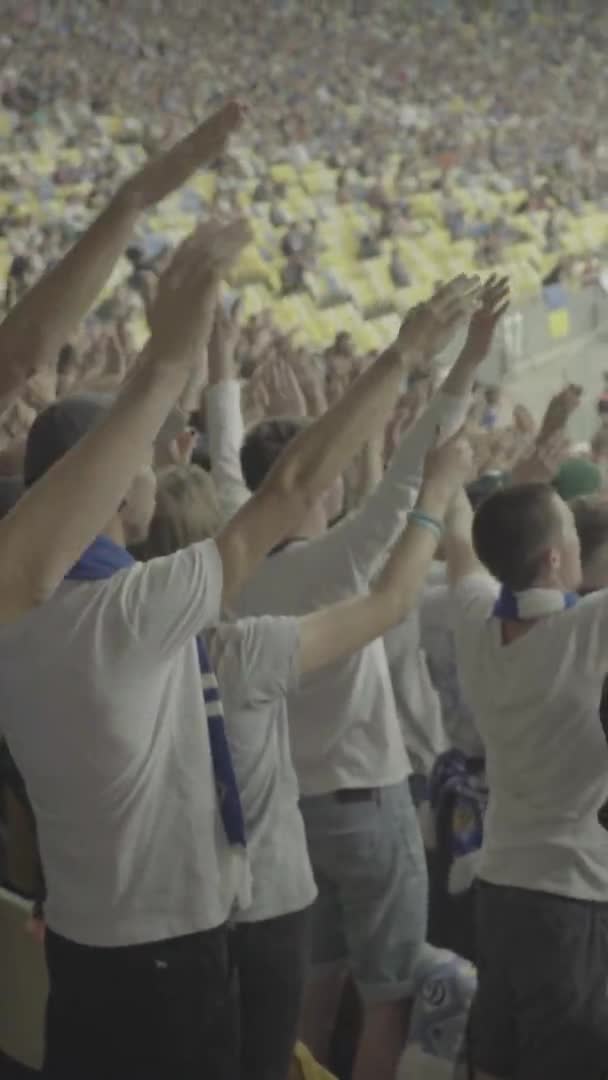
top-left (469, 881), bottom-right (608, 1080)
top-left (233, 905), bottom-right (312, 1080)
top-left (43, 924), bottom-right (238, 1080)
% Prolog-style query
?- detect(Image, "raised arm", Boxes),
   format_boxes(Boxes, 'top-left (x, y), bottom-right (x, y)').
top-left (0, 219), bottom-right (250, 624)
top-left (295, 429), bottom-right (473, 674)
top-left (303, 275), bottom-right (509, 584)
top-left (206, 300), bottom-right (251, 522)
top-left (444, 487), bottom-right (486, 585)
top-left (216, 276), bottom-right (480, 606)
top-left (0, 102), bottom-right (245, 406)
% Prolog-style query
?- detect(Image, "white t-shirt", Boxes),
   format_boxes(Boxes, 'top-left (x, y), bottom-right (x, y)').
top-left (208, 617), bottom-right (317, 922)
top-left (234, 390), bottom-right (470, 795)
top-left (419, 581), bottom-right (483, 758)
top-left (452, 573), bottom-right (608, 901)
top-left (383, 608), bottom-right (448, 777)
top-left (0, 540), bottom-right (238, 946)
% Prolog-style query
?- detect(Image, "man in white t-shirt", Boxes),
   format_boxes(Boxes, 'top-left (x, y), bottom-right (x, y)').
top-left (0, 284), bottom-right (466, 1079)
top-left (230, 280), bottom-right (509, 1080)
top-left (446, 483), bottom-right (608, 1080)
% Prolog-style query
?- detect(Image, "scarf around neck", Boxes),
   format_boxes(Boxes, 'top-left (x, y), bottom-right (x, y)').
top-left (493, 585), bottom-right (578, 621)
top-left (66, 535), bottom-right (250, 904)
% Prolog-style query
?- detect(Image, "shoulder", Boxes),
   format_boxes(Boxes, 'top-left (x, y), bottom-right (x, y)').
top-left (208, 616), bottom-right (301, 707)
top-left (452, 572), bottom-right (498, 618)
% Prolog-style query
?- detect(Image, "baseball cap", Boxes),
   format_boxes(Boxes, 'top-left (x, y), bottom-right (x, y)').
top-left (553, 457), bottom-right (602, 503)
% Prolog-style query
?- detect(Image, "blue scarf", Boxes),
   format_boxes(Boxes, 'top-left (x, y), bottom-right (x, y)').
top-left (66, 535), bottom-right (247, 850)
top-left (493, 585), bottom-right (578, 621)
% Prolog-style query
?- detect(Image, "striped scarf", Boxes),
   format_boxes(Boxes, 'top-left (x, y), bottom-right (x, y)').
top-left (66, 536), bottom-right (248, 853)
top-left (493, 585), bottom-right (578, 620)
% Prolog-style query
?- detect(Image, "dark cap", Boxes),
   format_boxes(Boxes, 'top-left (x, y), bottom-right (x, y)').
top-left (24, 393), bottom-right (111, 488)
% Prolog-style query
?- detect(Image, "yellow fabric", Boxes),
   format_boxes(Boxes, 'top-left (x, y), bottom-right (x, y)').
top-left (292, 1042), bottom-right (337, 1080)
top-left (548, 308), bottom-right (570, 339)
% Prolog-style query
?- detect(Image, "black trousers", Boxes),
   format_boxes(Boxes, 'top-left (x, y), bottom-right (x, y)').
top-left (43, 924), bottom-right (239, 1080)
top-left (233, 906), bottom-right (312, 1080)
top-left (470, 881), bottom-right (608, 1080)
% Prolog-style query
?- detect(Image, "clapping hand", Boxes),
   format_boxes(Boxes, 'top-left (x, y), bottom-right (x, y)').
top-left (422, 427), bottom-right (474, 503)
top-left (208, 297), bottom-right (242, 385)
top-left (398, 275), bottom-right (481, 362)
top-left (537, 383), bottom-right (581, 444)
top-left (148, 218), bottom-right (251, 365)
top-left (462, 275), bottom-right (510, 362)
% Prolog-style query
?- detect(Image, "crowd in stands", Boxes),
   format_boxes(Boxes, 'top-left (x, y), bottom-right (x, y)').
top-left (1, 4), bottom-right (608, 1080)
top-left (1, 0), bottom-right (608, 362)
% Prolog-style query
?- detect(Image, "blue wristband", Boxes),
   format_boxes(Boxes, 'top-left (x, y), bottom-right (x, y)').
top-left (408, 508), bottom-right (443, 540)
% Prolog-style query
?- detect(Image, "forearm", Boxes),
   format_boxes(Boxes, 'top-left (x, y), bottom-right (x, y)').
top-left (0, 194), bottom-right (139, 402)
top-left (298, 484), bottom-right (445, 676)
top-left (445, 493), bottom-right (485, 584)
top-left (268, 344), bottom-right (406, 509)
top-left (0, 345), bottom-right (193, 621)
top-left (441, 344), bottom-right (481, 399)
top-left (0, 102), bottom-right (242, 407)
top-left (207, 379), bottom-right (250, 522)
top-left (371, 480), bottom-right (449, 622)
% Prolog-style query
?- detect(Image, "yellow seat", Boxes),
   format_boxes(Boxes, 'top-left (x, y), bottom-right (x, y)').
top-left (270, 162), bottom-right (299, 186)
top-left (189, 173), bottom-right (217, 201)
top-left (0, 111), bottom-right (13, 137)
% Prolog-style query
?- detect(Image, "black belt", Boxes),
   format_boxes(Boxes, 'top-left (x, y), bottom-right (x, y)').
top-left (334, 787), bottom-right (380, 804)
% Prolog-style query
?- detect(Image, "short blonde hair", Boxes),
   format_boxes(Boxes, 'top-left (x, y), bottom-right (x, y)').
top-left (141, 464), bottom-right (222, 559)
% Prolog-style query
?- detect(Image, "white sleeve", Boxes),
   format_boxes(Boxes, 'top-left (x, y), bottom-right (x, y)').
top-left (114, 539), bottom-right (224, 657)
top-left (206, 380), bottom-right (251, 524)
top-left (450, 572), bottom-right (499, 672)
top-left (566, 590), bottom-right (608, 680)
top-left (209, 616), bottom-right (301, 710)
top-left (327, 389), bottom-right (471, 583)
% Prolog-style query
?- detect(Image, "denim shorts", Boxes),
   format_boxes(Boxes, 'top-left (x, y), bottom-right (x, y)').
top-left (299, 779), bottom-right (428, 1004)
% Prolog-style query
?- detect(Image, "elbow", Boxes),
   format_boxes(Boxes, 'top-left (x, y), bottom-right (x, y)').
top-left (372, 583), bottom-right (416, 631)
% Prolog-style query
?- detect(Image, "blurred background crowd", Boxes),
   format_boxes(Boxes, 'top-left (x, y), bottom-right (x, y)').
top-left (2, 5), bottom-right (608, 1076)
top-left (1, 0), bottom-right (607, 495)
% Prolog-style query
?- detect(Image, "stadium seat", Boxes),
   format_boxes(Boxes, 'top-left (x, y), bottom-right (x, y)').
top-left (0, 888), bottom-right (47, 1071)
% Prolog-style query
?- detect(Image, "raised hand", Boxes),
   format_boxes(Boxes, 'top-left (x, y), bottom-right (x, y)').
top-left (265, 357), bottom-right (308, 418)
top-left (208, 297), bottom-right (242, 385)
top-left (513, 402), bottom-right (537, 438)
top-left (537, 383), bottom-right (582, 444)
top-left (398, 275), bottom-right (481, 361)
top-left (148, 218), bottom-right (252, 365)
top-left (422, 427), bottom-right (474, 502)
top-left (462, 274), bottom-right (510, 362)
top-left (120, 101), bottom-right (247, 211)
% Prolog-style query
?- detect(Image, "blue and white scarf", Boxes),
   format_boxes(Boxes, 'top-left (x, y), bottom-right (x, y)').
top-left (493, 585), bottom-right (578, 621)
top-left (66, 535), bottom-right (250, 903)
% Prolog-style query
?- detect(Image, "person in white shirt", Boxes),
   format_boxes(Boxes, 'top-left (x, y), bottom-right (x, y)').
top-left (140, 426), bottom-right (472, 1080)
top-left (0, 277), bottom-right (470, 1080)
top-left (446, 483), bottom-right (608, 1080)
top-left (208, 277), bottom-right (509, 1080)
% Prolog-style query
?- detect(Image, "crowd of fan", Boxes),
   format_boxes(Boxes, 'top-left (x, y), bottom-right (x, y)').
top-left (1, 6), bottom-right (608, 1080)
top-left (1, 0), bottom-right (608, 357)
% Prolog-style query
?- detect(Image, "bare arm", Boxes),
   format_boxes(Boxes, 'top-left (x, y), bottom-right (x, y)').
top-left (444, 487), bottom-right (486, 585)
top-left (442, 275), bottom-right (510, 399)
top-left (0, 219), bottom-right (250, 624)
top-left (206, 301), bottom-right (250, 522)
top-left (296, 431), bottom-right (473, 674)
top-left (216, 275), bottom-right (480, 607)
top-left (0, 102), bottom-right (244, 407)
